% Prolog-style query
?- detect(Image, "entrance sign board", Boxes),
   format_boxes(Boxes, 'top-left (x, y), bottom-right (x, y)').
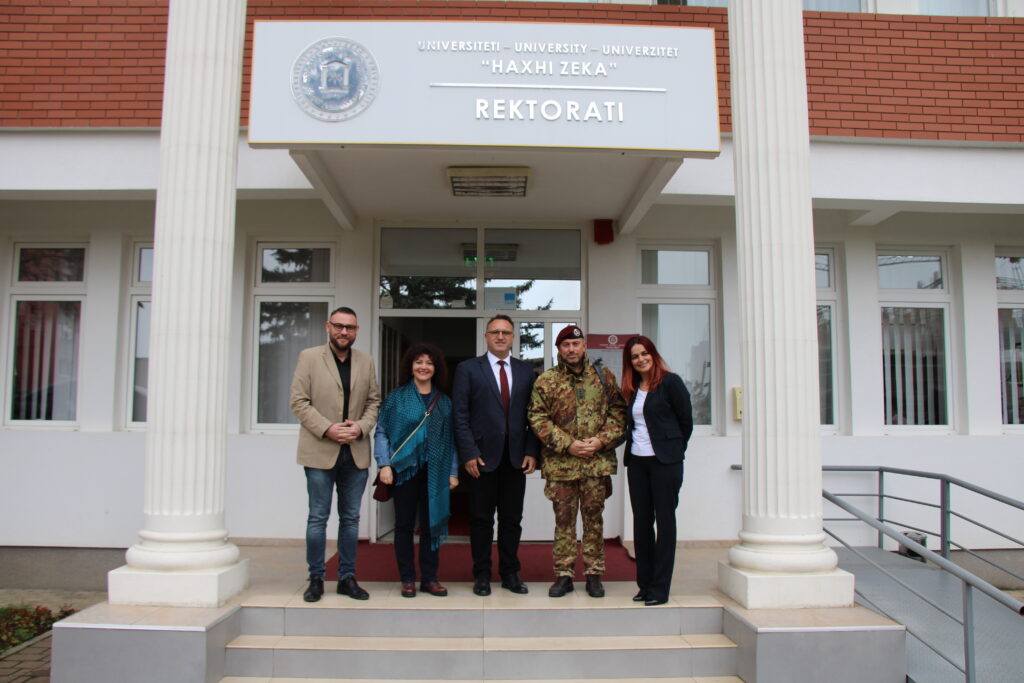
top-left (250, 21), bottom-right (720, 155)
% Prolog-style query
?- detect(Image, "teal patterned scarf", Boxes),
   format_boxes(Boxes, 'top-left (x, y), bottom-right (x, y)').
top-left (378, 381), bottom-right (452, 550)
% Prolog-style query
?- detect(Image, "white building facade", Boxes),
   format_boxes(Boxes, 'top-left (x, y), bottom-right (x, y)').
top-left (1, 1), bottom-right (1023, 575)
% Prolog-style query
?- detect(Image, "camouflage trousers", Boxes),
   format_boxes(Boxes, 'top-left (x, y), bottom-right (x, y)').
top-left (544, 476), bottom-right (612, 577)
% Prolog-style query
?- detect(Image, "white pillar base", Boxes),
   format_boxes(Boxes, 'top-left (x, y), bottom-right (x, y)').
top-left (718, 561), bottom-right (855, 609)
top-left (107, 559), bottom-right (249, 607)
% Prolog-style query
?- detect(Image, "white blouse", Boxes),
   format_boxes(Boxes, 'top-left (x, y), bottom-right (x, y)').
top-left (630, 390), bottom-right (656, 457)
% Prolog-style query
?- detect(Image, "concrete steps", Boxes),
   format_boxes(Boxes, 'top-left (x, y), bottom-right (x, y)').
top-left (221, 582), bottom-right (738, 680)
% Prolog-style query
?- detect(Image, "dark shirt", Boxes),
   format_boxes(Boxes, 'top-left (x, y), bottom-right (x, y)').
top-left (332, 350), bottom-right (352, 457)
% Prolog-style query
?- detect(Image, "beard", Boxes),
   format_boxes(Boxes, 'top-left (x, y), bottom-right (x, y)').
top-left (330, 337), bottom-right (353, 354)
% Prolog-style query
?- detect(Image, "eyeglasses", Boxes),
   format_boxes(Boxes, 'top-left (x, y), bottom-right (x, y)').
top-left (486, 330), bottom-right (513, 337)
top-left (328, 322), bottom-right (359, 333)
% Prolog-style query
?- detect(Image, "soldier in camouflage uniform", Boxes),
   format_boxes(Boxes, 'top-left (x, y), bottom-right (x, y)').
top-left (528, 324), bottom-right (627, 598)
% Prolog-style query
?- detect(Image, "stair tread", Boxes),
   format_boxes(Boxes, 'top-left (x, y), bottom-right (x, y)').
top-left (228, 633), bottom-right (735, 652)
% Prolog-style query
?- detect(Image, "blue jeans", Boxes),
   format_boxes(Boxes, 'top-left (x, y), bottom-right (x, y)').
top-left (305, 449), bottom-right (368, 581)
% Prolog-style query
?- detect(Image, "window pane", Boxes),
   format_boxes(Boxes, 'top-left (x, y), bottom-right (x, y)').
top-left (805, 0), bottom-right (860, 10)
top-left (818, 305), bottom-right (834, 425)
top-left (641, 249), bottom-right (709, 286)
top-left (138, 247), bottom-right (154, 283)
top-left (17, 248), bottom-right (85, 282)
top-left (919, 0), bottom-right (989, 16)
top-left (642, 303), bottom-right (712, 425)
top-left (878, 255), bottom-right (943, 290)
top-left (483, 229), bottom-right (581, 311)
top-left (132, 301), bottom-right (151, 422)
top-left (258, 301), bottom-right (329, 423)
top-left (261, 248), bottom-right (331, 283)
top-left (999, 308), bottom-right (1024, 425)
top-left (881, 307), bottom-right (947, 425)
top-left (519, 321), bottom-right (545, 374)
top-left (996, 257), bottom-right (1024, 290)
top-left (380, 228), bottom-right (476, 309)
top-left (815, 253), bottom-right (831, 289)
top-left (11, 301), bottom-right (80, 420)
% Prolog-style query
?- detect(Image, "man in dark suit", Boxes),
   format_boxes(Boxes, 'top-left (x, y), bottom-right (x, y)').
top-left (453, 314), bottom-right (540, 596)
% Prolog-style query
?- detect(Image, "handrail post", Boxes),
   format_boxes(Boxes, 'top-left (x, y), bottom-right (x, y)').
top-left (963, 583), bottom-right (976, 682)
top-left (941, 479), bottom-right (952, 559)
top-left (877, 470), bottom-right (885, 549)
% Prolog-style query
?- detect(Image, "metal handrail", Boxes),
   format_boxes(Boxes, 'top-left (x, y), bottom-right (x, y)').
top-left (731, 463), bottom-right (1024, 682)
top-left (824, 491), bottom-right (1024, 616)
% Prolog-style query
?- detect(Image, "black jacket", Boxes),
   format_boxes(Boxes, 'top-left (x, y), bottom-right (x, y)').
top-left (624, 372), bottom-right (693, 466)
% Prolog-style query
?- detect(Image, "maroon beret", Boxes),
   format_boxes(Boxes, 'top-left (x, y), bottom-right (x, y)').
top-left (555, 324), bottom-right (584, 345)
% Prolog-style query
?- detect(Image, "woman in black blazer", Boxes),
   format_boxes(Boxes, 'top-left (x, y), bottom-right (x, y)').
top-left (621, 335), bottom-right (693, 606)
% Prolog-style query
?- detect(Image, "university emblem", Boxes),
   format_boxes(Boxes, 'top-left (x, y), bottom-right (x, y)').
top-left (291, 38), bottom-right (380, 121)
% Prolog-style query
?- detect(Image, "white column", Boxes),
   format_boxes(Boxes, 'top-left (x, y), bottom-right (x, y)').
top-left (108, 0), bottom-right (249, 607)
top-left (717, 0), bottom-right (854, 609)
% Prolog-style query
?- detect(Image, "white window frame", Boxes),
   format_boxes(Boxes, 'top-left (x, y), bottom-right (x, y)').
top-left (816, 246), bottom-right (843, 433)
top-left (5, 294), bottom-right (86, 428)
top-left (123, 242), bottom-right (152, 429)
top-left (995, 249), bottom-right (1024, 430)
top-left (5, 242), bottom-right (88, 427)
top-left (248, 240), bottom-right (338, 432)
top-left (11, 243), bottom-right (88, 290)
top-left (636, 242), bottom-right (719, 435)
top-left (254, 242), bottom-right (335, 291)
top-left (877, 248), bottom-right (954, 432)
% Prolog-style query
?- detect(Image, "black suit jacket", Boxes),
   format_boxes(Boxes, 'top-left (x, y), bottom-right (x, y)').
top-left (624, 372), bottom-right (694, 467)
top-left (453, 354), bottom-right (540, 472)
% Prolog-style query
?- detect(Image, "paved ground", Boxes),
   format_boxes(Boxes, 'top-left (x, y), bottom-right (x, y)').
top-left (0, 541), bottom-right (730, 683)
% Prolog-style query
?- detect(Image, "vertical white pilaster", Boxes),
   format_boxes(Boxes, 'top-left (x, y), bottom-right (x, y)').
top-left (718, 0), bottom-right (854, 609)
top-left (108, 0), bottom-right (249, 607)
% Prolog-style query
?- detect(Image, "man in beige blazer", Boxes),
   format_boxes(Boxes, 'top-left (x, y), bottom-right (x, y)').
top-left (290, 306), bottom-right (381, 602)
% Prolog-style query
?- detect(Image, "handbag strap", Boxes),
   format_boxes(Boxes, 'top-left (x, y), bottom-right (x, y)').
top-left (388, 391), bottom-right (443, 462)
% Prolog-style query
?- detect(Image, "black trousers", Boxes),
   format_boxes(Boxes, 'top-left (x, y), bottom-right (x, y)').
top-left (392, 465), bottom-right (439, 583)
top-left (469, 452), bottom-right (527, 580)
top-left (627, 457), bottom-right (684, 602)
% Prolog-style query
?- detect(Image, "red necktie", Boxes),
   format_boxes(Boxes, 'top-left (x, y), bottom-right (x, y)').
top-left (498, 360), bottom-right (510, 419)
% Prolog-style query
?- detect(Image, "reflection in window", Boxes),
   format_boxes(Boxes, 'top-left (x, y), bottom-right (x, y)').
top-left (380, 228), bottom-right (476, 309)
top-left (17, 248), bottom-right (86, 282)
top-left (996, 257), bottom-right (1024, 291)
top-left (258, 301), bottom-right (329, 423)
top-left (11, 301), bottom-right (80, 420)
top-left (816, 253), bottom-right (831, 289)
top-left (138, 247), bottom-right (154, 283)
top-left (919, 0), bottom-right (989, 16)
top-left (881, 307), bottom-right (947, 425)
top-left (641, 249), bottom-right (710, 286)
top-left (261, 248), bottom-right (331, 283)
top-left (483, 229), bottom-right (581, 311)
top-left (519, 321), bottom-right (545, 373)
top-left (805, 0), bottom-right (860, 10)
top-left (132, 301), bottom-right (151, 422)
top-left (999, 309), bottom-right (1024, 425)
top-left (818, 305), bottom-right (834, 425)
top-left (878, 255), bottom-right (943, 290)
top-left (642, 303), bottom-right (712, 425)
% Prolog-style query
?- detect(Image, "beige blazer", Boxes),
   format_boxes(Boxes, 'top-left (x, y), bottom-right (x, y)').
top-left (290, 345), bottom-right (381, 470)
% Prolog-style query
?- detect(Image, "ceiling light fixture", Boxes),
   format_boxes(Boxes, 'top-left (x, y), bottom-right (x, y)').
top-left (447, 166), bottom-right (530, 197)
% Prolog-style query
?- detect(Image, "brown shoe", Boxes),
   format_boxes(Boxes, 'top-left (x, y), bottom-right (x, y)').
top-left (420, 580), bottom-right (448, 597)
top-left (400, 581), bottom-right (416, 598)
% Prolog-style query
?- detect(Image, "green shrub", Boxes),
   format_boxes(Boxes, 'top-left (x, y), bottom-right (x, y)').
top-left (0, 605), bottom-right (76, 653)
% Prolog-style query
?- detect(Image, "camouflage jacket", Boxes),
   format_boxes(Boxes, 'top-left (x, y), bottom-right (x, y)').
top-left (528, 355), bottom-right (627, 481)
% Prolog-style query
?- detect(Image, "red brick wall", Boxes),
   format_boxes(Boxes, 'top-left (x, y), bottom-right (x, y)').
top-left (1, 1), bottom-right (1021, 142)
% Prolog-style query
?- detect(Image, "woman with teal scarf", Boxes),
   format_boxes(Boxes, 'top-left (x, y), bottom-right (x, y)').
top-left (374, 342), bottom-right (459, 598)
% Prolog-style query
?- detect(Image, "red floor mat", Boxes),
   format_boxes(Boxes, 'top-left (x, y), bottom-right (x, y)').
top-left (326, 539), bottom-right (635, 583)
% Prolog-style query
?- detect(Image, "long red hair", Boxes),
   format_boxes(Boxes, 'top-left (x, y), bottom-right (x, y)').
top-left (620, 335), bottom-right (670, 403)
